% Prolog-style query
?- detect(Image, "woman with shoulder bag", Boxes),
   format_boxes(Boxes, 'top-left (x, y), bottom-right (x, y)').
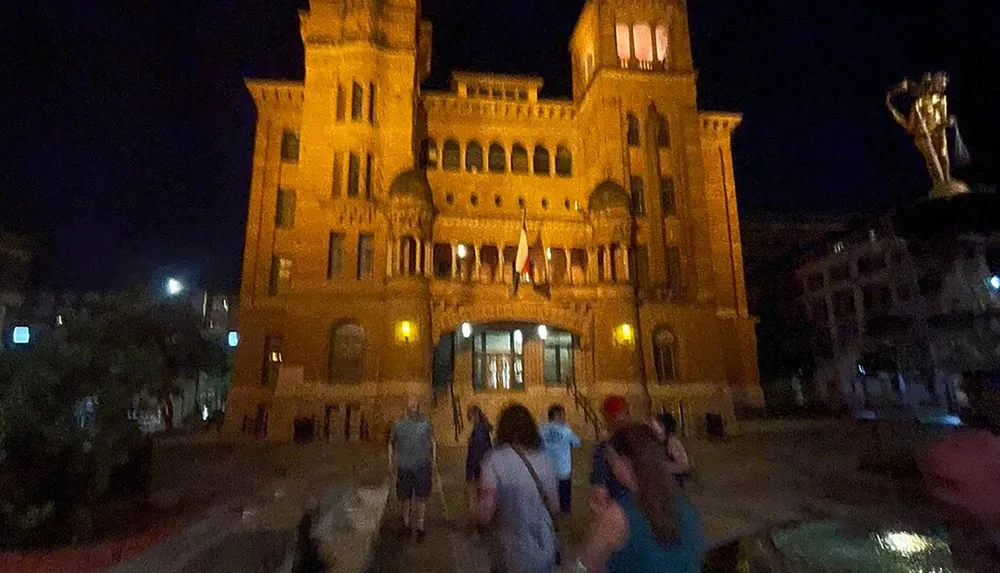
top-left (474, 403), bottom-right (559, 573)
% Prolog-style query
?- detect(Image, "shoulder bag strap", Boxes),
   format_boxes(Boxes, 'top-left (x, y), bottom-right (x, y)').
top-left (512, 446), bottom-right (558, 526)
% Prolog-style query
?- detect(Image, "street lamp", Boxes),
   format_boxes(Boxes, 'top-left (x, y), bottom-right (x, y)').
top-left (989, 275), bottom-right (1000, 290)
top-left (166, 278), bottom-right (184, 296)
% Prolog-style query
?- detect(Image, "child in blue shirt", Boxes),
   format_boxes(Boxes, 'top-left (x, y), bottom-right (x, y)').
top-left (539, 404), bottom-right (581, 515)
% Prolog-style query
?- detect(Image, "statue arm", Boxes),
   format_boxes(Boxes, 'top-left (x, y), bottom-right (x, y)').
top-left (886, 80), bottom-right (911, 127)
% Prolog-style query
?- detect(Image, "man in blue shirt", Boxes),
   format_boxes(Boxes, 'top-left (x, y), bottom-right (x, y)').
top-left (540, 403), bottom-right (581, 515)
top-left (589, 395), bottom-right (631, 507)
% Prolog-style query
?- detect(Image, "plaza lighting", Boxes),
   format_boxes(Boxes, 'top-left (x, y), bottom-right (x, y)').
top-left (513, 329), bottom-right (523, 344)
top-left (537, 325), bottom-right (548, 340)
top-left (398, 320), bottom-right (415, 342)
top-left (228, 331), bottom-right (239, 347)
top-left (166, 278), bottom-right (184, 296)
top-left (12, 326), bottom-right (30, 344)
top-left (989, 275), bottom-right (1000, 290)
top-left (457, 244), bottom-right (468, 259)
top-left (545, 248), bottom-right (552, 260)
top-left (461, 322), bottom-right (472, 338)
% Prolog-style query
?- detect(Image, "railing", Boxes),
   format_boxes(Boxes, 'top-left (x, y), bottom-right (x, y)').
top-left (450, 386), bottom-right (464, 442)
top-left (568, 378), bottom-right (601, 439)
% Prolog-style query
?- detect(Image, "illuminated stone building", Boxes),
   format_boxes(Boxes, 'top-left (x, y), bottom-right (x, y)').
top-left (226, 0), bottom-right (762, 442)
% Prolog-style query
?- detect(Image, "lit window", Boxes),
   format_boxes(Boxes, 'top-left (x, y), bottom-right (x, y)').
top-left (12, 326), bottom-right (30, 344)
top-left (615, 23), bottom-right (632, 63)
top-left (633, 23), bottom-right (653, 66)
top-left (655, 24), bottom-right (669, 63)
top-left (228, 331), bottom-right (239, 347)
top-left (461, 322), bottom-right (472, 338)
top-left (262, 336), bottom-right (282, 386)
top-left (653, 327), bottom-right (677, 382)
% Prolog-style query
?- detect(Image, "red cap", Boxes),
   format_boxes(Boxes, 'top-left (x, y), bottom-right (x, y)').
top-left (601, 395), bottom-right (629, 420)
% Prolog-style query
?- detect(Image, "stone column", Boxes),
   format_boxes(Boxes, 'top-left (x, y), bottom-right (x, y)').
top-left (451, 242), bottom-right (458, 279)
top-left (564, 248), bottom-right (572, 285)
top-left (386, 237), bottom-right (394, 278)
top-left (587, 247), bottom-right (598, 284)
top-left (474, 244), bottom-right (482, 282)
top-left (497, 246), bottom-right (505, 284)
top-left (424, 242), bottom-right (433, 278)
top-left (415, 239), bottom-right (423, 275)
top-left (603, 246), bottom-right (611, 282)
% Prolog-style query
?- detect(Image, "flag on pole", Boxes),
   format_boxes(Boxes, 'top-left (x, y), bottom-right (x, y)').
top-left (513, 210), bottom-right (530, 294)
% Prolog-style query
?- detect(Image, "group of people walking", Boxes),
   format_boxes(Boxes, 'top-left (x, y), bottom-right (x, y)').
top-left (388, 394), bottom-right (701, 573)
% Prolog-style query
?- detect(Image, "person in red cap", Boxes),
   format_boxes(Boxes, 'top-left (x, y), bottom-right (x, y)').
top-left (589, 395), bottom-right (632, 509)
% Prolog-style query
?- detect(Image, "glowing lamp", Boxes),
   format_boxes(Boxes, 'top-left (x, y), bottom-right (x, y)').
top-left (228, 331), bottom-right (239, 347)
top-left (990, 275), bottom-right (1000, 290)
top-left (12, 326), bottom-right (30, 344)
top-left (513, 329), bottom-right (523, 344)
top-left (166, 278), bottom-right (184, 296)
top-left (545, 248), bottom-right (552, 260)
top-left (457, 244), bottom-right (468, 259)
top-left (461, 322), bottom-right (472, 338)
top-left (537, 325), bottom-right (548, 340)
top-left (615, 323), bottom-right (634, 345)
top-left (397, 320), bottom-right (416, 343)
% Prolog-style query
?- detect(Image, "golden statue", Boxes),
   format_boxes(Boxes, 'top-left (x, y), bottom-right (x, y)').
top-left (886, 72), bottom-right (969, 198)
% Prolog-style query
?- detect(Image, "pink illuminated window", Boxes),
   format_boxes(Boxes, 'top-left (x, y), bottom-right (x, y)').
top-left (655, 24), bottom-right (669, 62)
top-left (633, 23), bottom-right (653, 63)
top-left (615, 23), bottom-right (631, 61)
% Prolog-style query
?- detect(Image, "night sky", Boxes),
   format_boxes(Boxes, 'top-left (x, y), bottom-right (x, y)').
top-left (3, 0), bottom-right (998, 292)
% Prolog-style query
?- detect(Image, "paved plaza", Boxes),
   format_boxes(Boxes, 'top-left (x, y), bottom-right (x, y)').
top-left (106, 421), bottom-right (938, 572)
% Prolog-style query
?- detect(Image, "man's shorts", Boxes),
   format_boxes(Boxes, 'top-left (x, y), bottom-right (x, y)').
top-left (396, 465), bottom-right (432, 500)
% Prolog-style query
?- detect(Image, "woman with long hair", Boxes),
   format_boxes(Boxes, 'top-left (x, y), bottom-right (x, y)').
top-left (474, 403), bottom-right (559, 573)
top-left (578, 424), bottom-right (703, 573)
top-left (649, 412), bottom-right (692, 487)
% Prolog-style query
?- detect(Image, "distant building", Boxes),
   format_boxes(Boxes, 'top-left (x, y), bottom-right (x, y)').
top-left (793, 197), bottom-right (1000, 414)
top-left (228, 0), bottom-right (763, 442)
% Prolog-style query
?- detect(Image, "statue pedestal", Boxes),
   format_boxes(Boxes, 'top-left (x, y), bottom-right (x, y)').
top-left (929, 179), bottom-right (970, 200)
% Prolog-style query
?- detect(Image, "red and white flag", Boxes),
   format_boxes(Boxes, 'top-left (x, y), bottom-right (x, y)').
top-left (513, 213), bottom-right (530, 292)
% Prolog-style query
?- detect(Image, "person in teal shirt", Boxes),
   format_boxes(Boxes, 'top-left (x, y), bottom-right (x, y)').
top-left (577, 424), bottom-right (703, 573)
top-left (540, 404), bottom-right (581, 515)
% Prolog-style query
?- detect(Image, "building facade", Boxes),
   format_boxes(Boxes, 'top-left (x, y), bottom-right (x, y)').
top-left (794, 206), bottom-right (1000, 414)
top-left (226, 0), bottom-right (762, 442)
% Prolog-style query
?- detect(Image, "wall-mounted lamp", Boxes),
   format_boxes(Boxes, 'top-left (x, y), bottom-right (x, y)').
top-left (457, 244), bottom-right (468, 259)
top-left (614, 323), bottom-right (634, 346)
top-left (461, 322), bottom-right (472, 338)
top-left (397, 320), bottom-right (416, 343)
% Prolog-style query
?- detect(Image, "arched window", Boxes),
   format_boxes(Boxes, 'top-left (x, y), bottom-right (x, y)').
top-left (655, 24), bottom-right (669, 63)
top-left (533, 145), bottom-right (550, 176)
top-left (420, 139), bottom-right (438, 169)
top-left (653, 113), bottom-right (670, 148)
top-left (442, 139), bottom-right (461, 170)
top-left (653, 327), bottom-right (677, 383)
top-left (632, 23), bottom-right (653, 65)
top-left (511, 143), bottom-right (529, 173)
top-left (488, 143), bottom-right (506, 174)
top-left (466, 141), bottom-right (483, 173)
top-left (626, 114), bottom-right (640, 146)
top-left (615, 22), bottom-right (631, 62)
top-left (555, 146), bottom-right (572, 177)
top-left (330, 323), bottom-right (365, 383)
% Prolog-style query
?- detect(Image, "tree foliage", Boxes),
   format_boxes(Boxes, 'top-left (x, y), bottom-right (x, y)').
top-left (0, 300), bottom-right (229, 550)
